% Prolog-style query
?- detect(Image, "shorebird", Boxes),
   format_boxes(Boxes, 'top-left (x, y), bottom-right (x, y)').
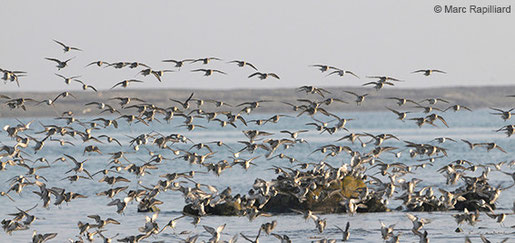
top-left (205, 99), bottom-right (232, 107)
top-left (87, 215), bottom-right (120, 228)
top-left (425, 113), bottom-right (449, 127)
top-left (477, 142), bottom-right (507, 153)
top-left (326, 69), bottom-right (360, 78)
top-left (335, 222), bottom-right (350, 241)
top-left (363, 80), bottom-right (394, 90)
top-left (107, 197), bottom-right (132, 214)
top-left (203, 224), bottom-right (226, 242)
top-left (260, 220), bottom-right (277, 235)
top-left (191, 69), bottom-right (227, 76)
top-left (311, 214), bottom-right (327, 233)
top-left (310, 64), bottom-right (338, 72)
top-left (412, 69), bottom-right (446, 76)
top-left (386, 97), bottom-right (419, 106)
top-left (64, 154), bottom-right (93, 178)
top-left (32, 231), bottom-right (57, 243)
top-left (96, 186), bottom-right (128, 198)
top-left (107, 62), bottom-right (130, 69)
top-left (162, 58), bottom-right (194, 69)
top-left (263, 114), bottom-right (293, 124)
top-left (39, 91), bottom-right (76, 106)
top-left (280, 129), bottom-right (308, 139)
top-left (248, 72), bottom-right (280, 80)
top-left (55, 73), bottom-right (81, 85)
top-left (443, 104), bottom-right (472, 112)
top-left (386, 107), bottom-right (411, 121)
top-left (406, 213), bottom-right (431, 231)
top-left (364, 133), bottom-right (399, 146)
top-left (191, 57), bottom-right (222, 64)
top-left (110, 96), bottom-right (145, 107)
top-left (414, 105), bottom-right (443, 113)
top-left (128, 62), bottom-right (149, 69)
top-left (271, 233), bottom-right (291, 243)
top-left (53, 39), bottom-right (82, 52)
top-left (0, 68), bottom-right (26, 86)
top-left (496, 124), bottom-right (515, 137)
top-left (74, 80), bottom-right (98, 92)
top-left (367, 76), bottom-right (402, 82)
top-left (45, 57), bottom-right (74, 70)
top-left (461, 139), bottom-right (481, 150)
top-left (232, 156), bottom-right (260, 170)
top-left (151, 69), bottom-right (174, 82)
top-left (431, 137), bottom-right (456, 143)
top-left (343, 91), bottom-right (368, 105)
top-left (111, 79), bottom-right (144, 89)
top-left (380, 221), bottom-right (395, 240)
top-left (420, 98), bottom-right (449, 105)
top-left (158, 215), bottom-right (185, 233)
top-left (240, 228), bottom-right (261, 243)
top-left (85, 60), bottom-right (109, 67)
top-left (229, 60), bottom-right (258, 70)
top-left (409, 117), bottom-right (437, 128)
top-left (296, 86), bottom-right (331, 97)
top-left (490, 107), bottom-right (513, 121)
top-left (486, 212), bottom-right (507, 225)
top-left (170, 92), bottom-right (195, 109)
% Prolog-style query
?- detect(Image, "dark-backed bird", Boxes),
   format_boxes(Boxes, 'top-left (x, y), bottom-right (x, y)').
top-left (412, 69), bottom-right (446, 76)
top-left (248, 72), bottom-right (280, 80)
top-left (53, 39), bottom-right (82, 52)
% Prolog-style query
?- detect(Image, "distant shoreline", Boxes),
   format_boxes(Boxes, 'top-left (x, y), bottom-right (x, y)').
top-left (1, 85), bottom-right (514, 118)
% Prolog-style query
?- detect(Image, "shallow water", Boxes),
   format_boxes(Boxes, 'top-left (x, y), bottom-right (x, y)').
top-left (0, 109), bottom-right (513, 242)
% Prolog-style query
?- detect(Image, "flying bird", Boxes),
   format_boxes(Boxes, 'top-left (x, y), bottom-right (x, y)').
top-left (191, 57), bottom-right (222, 64)
top-left (228, 60), bottom-right (258, 70)
top-left (412, 69), bottom-right (446, 76)
top-left (191, 69), bottom-right (227, 76)
top-left (111, 79), bottom-right (144, 89)
top-left (55, 73), bottom-right (81, 85)
top-left (74, 80), bottom-right (98, 92)
top-left (45, 57), bottom-right (74, 70)
top-left (53, 39), bottom-right (82, 52)
top-left (327, 69), bottom-right (360, 78)
top-left (162, 58), bottom-right (194, 69)
top-left (248, 72), bottom-right (280, 80)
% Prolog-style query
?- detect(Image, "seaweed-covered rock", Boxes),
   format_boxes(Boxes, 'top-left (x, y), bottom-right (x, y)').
top-left (359, 197), bottom-right (390, 213)
top-left (182, 175), bottom-right (389, 216)
top-left (453, 191), bottom-right (495, 212)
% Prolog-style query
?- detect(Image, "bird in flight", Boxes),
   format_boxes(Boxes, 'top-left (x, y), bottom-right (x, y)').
top-left (111, 79), bottom-right (144, 89)
top-left (45, 57), bottom-right (74, 70)
top-left (228, 60), bottom-right (259, 71)
top-left (191, 69), bottom-right (227, 76)
top-left (412, 69), bottom-right (446, 76)
top-left (53, 40), bottom-right (82, 52)
top-left (248, 72), bottom-right (280, 80)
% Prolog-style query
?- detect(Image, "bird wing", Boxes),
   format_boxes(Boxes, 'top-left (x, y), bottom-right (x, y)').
top-left (248, 72), bottom-right (261, 78)
top-left (496, 146), bottom-right (507, 153)
top-left (53, 39), bottom-right (67, 48)
top-left (45, 58), bottom-right (61, 63)
top-left (437, 116), bottom-right (449, 127)
top-left (268, 73), bottom-right (280, 79)
top-left (406, 213), bottom-right (417, 222)
top-left (111, 82), bottom-right (123, 89)
top-left (345, 70), bottom-right (360, 78)
top-left (246, 62), bottom-right (259, 71)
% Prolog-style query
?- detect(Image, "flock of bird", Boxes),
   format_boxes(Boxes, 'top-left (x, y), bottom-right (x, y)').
top-left (0, 40), bottom-right (514, 243)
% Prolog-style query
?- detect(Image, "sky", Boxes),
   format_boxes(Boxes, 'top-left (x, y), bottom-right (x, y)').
top-left (1, 1), bottom-right (514, 92)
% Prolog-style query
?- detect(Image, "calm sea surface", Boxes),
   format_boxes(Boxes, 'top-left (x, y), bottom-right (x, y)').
top-left (0, 109), bottom-right (513, 242)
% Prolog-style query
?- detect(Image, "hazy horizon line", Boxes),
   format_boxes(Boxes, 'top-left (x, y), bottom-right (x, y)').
top-left (2, 83), bottom-right (514, 94)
